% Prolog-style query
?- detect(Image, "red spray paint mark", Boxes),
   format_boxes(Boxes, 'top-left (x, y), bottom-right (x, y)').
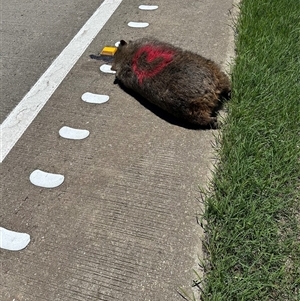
top-left (132, 45), bottom-right (175, 84)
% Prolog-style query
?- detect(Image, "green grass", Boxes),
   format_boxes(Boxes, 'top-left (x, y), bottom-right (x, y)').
top-left (195, 0), bottom-right (300, 300)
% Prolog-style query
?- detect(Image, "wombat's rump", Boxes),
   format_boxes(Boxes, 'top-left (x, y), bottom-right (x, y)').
top-left (111, 38), bottom-right (231, 128)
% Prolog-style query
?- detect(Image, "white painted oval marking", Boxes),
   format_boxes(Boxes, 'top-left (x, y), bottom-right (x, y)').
top-left (115, 41), bottom-right (120, 47)
top-left (0, 227), bottom-right (30, 251)
top-left (100, 64), bottom-right (116, 74)
top-left (139, 5), bottom-right (158, 10)
top-left (30, 169), bottom-right (64, 188)
top-left (128, 22), bottom-right (149, 28)
top-left (81, 92), bottom-right (109, 104)
top-left (59, 126), bottom-right (90, 140)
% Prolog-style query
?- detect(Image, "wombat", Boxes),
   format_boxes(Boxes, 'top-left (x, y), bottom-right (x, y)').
top-left (111, 38), bottom-right (231, 128)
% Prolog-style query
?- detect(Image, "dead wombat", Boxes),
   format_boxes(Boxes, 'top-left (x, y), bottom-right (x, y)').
top-left (111, 38), bottom-right (231, 128)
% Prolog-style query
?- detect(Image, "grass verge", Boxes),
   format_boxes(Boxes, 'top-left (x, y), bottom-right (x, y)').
top-left (196, 0), bottom-right (300, 300)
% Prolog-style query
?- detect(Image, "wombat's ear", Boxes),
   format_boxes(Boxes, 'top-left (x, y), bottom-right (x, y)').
top-left (120, 40), bottom-right (127, 46)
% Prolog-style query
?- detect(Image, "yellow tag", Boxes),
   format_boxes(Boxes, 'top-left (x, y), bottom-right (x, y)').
top-left (100, 46), bottom-right (118, 56)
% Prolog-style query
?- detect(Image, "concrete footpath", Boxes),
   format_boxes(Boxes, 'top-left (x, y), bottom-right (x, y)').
top-left (1, 0), bottom-right (235, 300)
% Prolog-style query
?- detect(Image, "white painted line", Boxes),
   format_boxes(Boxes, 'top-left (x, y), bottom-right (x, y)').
top-left (0, 0), bottom-right (123, 163)
top-left (139, 5), bottom-right (158, 10)
top-left (100, 64), bottom-right (116, 74)
top-left (59, 126), bottom-right (90, 140)
top-left (30, 169), bottom-right (65, 188)
top-left (0, 227), bottom-right (30, 251)
top-left (81, 92), bottom-right (110, 104)
top-left (128, 21), bottom-right (149, 28)
top-left (115, 41), bottom-right (120, 47)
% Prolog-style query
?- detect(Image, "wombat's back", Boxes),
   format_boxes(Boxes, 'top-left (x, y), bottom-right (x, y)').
top-left (112, 38), bottom-right (230, 128)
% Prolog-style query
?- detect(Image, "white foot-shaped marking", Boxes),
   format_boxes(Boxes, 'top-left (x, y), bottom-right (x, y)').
top-left (0, 227), bottom-right (30, 251)
top-left (59, 126), bottom-right (89, 140)
top-left (128, 22), bottom-right (149, 28)
top-left (30, 169), bottom-right (64, 188)
top-left (100, 64), bottom-right (116, 74)
top-left (139, 5), bottom-right (158, 10)
top-left (81, 92), bottom-right (109, 104)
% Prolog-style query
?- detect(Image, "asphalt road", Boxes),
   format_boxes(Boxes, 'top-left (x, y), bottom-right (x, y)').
top-left (1, 0), bottom-right (235, 300)
top-left (1, 0), bottom-right (103, 123)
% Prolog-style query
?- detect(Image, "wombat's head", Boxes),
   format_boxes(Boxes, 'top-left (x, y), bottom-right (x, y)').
top-left (111, 40), bottom-right (130, 72)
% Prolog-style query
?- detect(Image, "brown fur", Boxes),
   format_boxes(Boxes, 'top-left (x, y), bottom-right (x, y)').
top-left (111, 38), bottom-right (231, 128)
